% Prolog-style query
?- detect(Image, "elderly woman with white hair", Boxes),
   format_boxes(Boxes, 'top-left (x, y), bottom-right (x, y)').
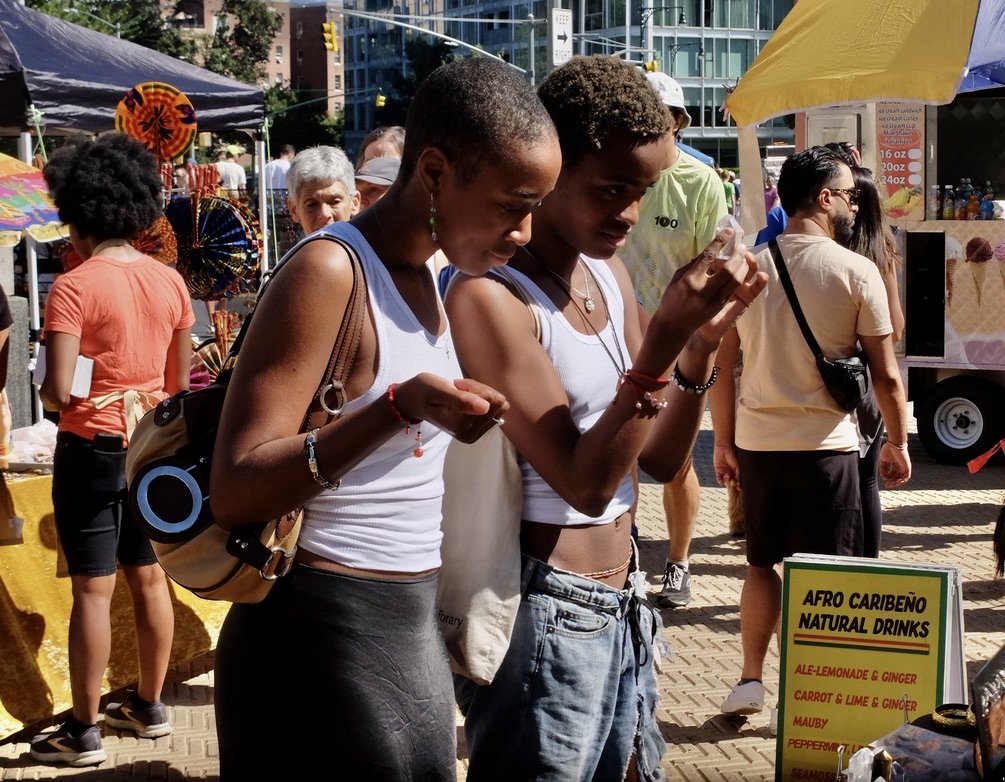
top-left (286, 145), bottom-right (360, 233)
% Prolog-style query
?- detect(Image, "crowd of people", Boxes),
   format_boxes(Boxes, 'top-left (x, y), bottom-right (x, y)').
top-left (25, 53), bottom-right (910, 781)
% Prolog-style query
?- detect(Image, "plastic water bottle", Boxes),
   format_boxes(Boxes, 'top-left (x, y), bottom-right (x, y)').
top-left (981, 193), bottom-right (996, 220)
top-left (941, 184), bottom-right (956, 220)
top-left (967, 194), bottom-right (981, 220)
top-left (928, 185), bottom-right (941, 220)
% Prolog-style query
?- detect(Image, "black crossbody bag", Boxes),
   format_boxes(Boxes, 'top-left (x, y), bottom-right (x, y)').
top-left (768, 239), bottom-right (868, 412)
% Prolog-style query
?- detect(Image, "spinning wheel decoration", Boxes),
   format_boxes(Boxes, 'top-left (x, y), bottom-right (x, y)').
top-left (166, 196), bottom-right (262, 300)
top-left (133, 214), bottom-right (178, 266)
top-left (115, 82), bottom-right (197, 162)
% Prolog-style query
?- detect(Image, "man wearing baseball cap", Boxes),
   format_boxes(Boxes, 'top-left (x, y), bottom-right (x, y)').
top-left (354, 156), bottom-right (400, 212)
top-left (620, 70), bottom-right (727, 609)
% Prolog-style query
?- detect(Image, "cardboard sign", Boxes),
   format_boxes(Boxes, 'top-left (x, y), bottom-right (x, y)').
top-left (775, 555), bottom-right (965, 781)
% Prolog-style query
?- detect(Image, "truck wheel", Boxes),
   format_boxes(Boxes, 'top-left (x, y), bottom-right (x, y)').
top-left (917, 377), bottom-right (1003, 465)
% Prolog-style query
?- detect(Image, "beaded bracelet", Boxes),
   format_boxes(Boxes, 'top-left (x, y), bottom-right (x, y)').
top-left (304, 428), bottom-right (339, 490)
top-left (619, 372), bottom-right (669, 413)
top-left (882, 435), bottom-right (909, 451)
top-left (672, 364), bottom-right (719, 394)
top-left (387, 383), bottom-right (425, 457)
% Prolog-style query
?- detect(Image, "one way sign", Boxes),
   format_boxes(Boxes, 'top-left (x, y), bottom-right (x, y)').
top-left (549, 8), bottom-right (572, 68)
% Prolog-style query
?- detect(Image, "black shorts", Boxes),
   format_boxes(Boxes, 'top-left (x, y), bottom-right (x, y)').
top-left (736, 448), bottom-right (862, 568)
top-left (52, 431), bottom-right (156, 576)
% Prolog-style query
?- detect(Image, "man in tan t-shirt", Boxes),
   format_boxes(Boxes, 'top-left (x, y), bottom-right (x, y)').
top-left (708, 146), bottom-right (911, 730)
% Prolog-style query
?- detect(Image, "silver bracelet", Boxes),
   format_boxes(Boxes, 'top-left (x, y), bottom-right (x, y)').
top-left (305, 428), bottom-right (338, 490)
top-left (672, 364), bottom-right (719, 394)
top-left (882, 435), bottom-right (909, 451)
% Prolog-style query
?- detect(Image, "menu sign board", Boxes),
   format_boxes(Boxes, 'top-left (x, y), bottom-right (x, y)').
top-left (775, 555), bottom-right (965, 781)
top-left (875, 102), bottom-right (926, 220)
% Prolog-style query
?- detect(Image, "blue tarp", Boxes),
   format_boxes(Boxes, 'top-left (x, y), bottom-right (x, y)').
top-left (678, 142), bottom-right (715, 166)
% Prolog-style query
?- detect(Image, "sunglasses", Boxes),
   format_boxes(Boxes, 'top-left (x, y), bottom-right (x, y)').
top-left (828, 187), bottom-right (861, 206)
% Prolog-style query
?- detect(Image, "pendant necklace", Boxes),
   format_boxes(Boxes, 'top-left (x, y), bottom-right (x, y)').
top-left (532, 249), bottom-right (627, 377)
top-left (570, 259), bottom-right (596, 313)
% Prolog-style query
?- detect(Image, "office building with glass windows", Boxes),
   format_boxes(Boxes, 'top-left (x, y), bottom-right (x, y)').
top-left (330, 0), bottom-right (795, 164)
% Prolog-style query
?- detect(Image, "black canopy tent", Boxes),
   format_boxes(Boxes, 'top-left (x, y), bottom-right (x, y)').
top-left (0, 0), bottom-right (268, 422)
top-left (0, 0), bottom-right (264, 132)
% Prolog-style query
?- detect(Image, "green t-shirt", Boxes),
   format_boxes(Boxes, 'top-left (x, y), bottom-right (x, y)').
top-left (619, 150), bottom-right (728, 313)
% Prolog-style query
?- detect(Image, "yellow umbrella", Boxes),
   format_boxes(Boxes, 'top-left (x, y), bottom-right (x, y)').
top-left (726, 0), bottom-right (980, 127)
top-left (724, 0), bottom-right (1005, 235)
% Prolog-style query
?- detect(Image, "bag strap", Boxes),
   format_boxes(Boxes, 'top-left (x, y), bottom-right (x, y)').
top-left (219, 235), bottom-right (367, 432)
top-left (768, 239), bottom-right (823, 358)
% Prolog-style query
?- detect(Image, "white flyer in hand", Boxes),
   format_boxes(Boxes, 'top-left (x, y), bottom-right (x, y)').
top-left (33, 347), bottom-right (94, 398)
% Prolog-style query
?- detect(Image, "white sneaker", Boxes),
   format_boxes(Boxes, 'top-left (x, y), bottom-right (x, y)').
top-left (720, 680), bottom-right (765, 715)
top-left (769, 705), bottom-right (778, 736)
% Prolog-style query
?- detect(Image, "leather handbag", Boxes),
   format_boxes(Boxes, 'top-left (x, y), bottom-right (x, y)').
top-left (436, 266), bottom-right (538, 684)
top-left (768, 240), bottom-right (869, 412)
top-left (125, 237), bottom-right (367, 603)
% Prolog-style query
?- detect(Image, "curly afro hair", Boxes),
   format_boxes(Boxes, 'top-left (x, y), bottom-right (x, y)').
top-left (43, 133), bottom-right (162, 241)
top-left (400, 57), bottom-right (557, 185)
top-left (536, 55), bottom-right (672, 167)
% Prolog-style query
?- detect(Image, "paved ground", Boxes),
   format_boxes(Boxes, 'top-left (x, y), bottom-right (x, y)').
top-left (3, 411), bottom-right (1004, 781)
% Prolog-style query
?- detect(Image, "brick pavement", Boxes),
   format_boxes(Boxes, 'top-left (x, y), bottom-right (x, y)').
top-left (3, 412), bottom-right (1004, 781)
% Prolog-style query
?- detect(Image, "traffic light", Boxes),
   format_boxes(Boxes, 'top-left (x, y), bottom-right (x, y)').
top-left (644, 60), bottom-right (659, 73)
top-left (375, 91), bottom-right (386, 108)
top-left (321, 21), bottom-right (338, 52)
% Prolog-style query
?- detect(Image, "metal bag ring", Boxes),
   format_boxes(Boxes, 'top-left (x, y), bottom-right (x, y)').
top-left (319, 381), bottom-right (346, 416)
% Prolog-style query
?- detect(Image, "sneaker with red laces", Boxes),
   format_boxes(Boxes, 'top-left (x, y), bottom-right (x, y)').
top-left (104, 690), bottom-right (172, 739)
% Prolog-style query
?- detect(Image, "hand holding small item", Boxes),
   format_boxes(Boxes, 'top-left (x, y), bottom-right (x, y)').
top-left (388, 374), bottom-right (508, 445)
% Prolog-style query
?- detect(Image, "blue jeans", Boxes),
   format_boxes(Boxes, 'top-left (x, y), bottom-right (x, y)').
top-left (457, 552), bottom-right (667, 782)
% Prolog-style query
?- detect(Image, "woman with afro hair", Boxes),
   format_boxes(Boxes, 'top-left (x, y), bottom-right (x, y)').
top-left (30, 133), bottom-right (194, 768)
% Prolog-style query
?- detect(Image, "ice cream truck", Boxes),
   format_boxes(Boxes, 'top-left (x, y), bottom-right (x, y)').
top-left (866, 95), bottom-right (1005, 465)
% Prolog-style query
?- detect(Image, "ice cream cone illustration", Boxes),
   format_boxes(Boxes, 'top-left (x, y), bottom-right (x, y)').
top-left (996, 240), bottom-right (1005, 291)
top-left (945, 236), bottom-right (963, 308)
top-left (966, 237), bottom-right (993, 308)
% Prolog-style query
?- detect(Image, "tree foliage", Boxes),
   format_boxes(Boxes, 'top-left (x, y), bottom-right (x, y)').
top-left (202, 0), bottom-right (283, 85)
top-left (376, 38), bottom-right (461, 126)
top-left (27, 0), bottom-right (195, 60)
top-left (265, 85), bottom-right (344, 152)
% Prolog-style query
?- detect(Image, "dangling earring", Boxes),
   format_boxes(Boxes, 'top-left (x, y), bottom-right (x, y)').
top-left (428, 193), bottom-right (439, 244)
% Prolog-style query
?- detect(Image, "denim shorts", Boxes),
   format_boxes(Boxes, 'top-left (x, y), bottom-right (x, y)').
top-left (52, 431), bottom-right (155, 576)
top-left (457, 550), bottom-right (667, 782)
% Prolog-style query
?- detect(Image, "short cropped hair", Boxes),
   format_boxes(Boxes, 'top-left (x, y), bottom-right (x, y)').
top-left (400, 58), bottom-right (557, 185)
top-left (536, 56), bottom-right (671, 167)
top-left (356, 125), bottom-right (405, 168)
top-left (777, 146), bottom-right (847, 217)
top-left (286, 146), bottom-right (356, 203)
top-left (43, 133), bottom-right (162, 241)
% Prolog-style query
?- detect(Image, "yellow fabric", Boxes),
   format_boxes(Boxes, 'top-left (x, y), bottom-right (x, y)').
top-left (90, 389), bottom-right (163, 441)
top-left (725, 0), bottom-right (980, 127)
top-left (0, 473), bottom-right (230, 739)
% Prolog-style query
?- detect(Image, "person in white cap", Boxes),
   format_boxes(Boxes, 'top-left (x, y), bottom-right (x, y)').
top-left (354, 156), bottom-right (400, 212)
top-left (619, 70), bottom-right (727, 609)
